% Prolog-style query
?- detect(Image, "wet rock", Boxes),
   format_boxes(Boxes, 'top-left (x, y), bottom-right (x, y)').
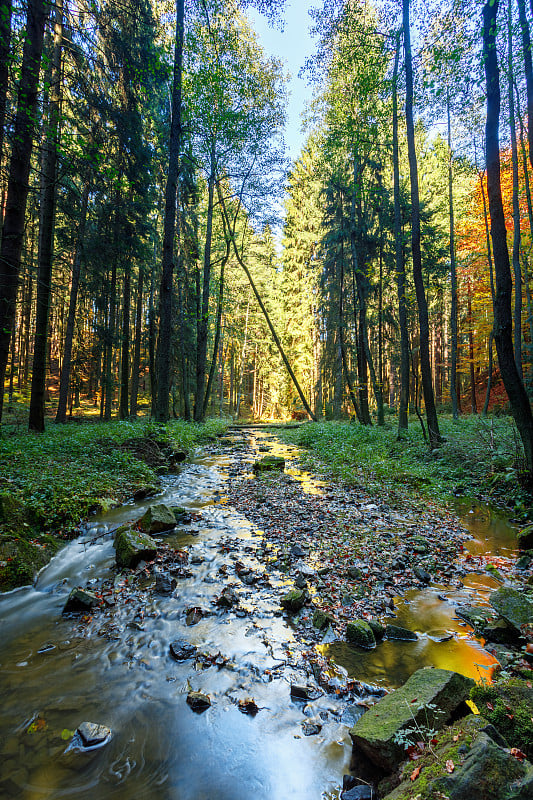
top-left (490, 586), bottom-right (533, 636)
top-left (114, 528), bottom-right (157, 569)
top-left (455, 604), bottom-right (497, 633)
top-left (169, 638), bottom-right (197, 661)
top-left (347, 565), bottom-right (362, 579)
top-left (313, 609), bottom-right (336, 630)
top-left (171, 506), bottom-right (192, 524)
top-left (290, 684), bottom-right (322, 701)
top-left (290, 543), bottom-right (307, 559)
top-left (385, 624), bottom-right (418, 641)
top-left (155, 572), bottom-right (176, 595)
top-left (482, 618), bottom-right (516, 645)
top-left (280, 588), bottom-right (308, 613)
top-left (294, 573), bottom-right (307, 589)
top-left (186, 691), bottom-right (211, 712)
top-left (346, 620), bottom-right (376, 650)
top-left (302, 717), bottom-right (322, 736)
top-left (185, 607), bottom-right (205, 626)
top-left (341, 786), bottom-right (372, 800)
top-left (516, 554), bottom-right (532, 570)
top-left (216, 587), bottom-right (238, 608)
top-left (350, 667), bottom-right (475, 772)
top-left (518, 523), bottom-right (533, 551)
top-left (63, 588), bottom-right (99, 614)
top-left (252, 455), bottom-right (285, 473)
top-left (139, 503), bottom-right (176, 534)
top-left (132, 485), bottom-right (158, 501)
top-left (414, 566), bottom-right (431, 584)
top-left (367, 619), bottom-right (385, 640)
top-left (77, 722), bottom-right (111, 747)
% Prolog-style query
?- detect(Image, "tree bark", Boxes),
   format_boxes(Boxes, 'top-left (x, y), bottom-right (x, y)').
top-left (509, 2), bottom-right (523, 379)
top-left (483, 0), bottom-right (533, 471)
top-left (55, 179), bottom-right (89, 423)
top-left (517, 0), bottom-right (533, 171)
top-left (403, 0), bottom-right (440, 447)
top-left (155, 0), bottom-right (184, 421)
top-left (447, 89), bottom-right (459, 420)
top-left (0, 0), bottom-right (12, 168)
top-left (130, 265), bottom-right (144, 418)
top-left (119, 262), bottom-right (130, 419)
top-left (0, 0), bottom-right (46, 424)
top-left (194, 146), bottom-right (215, 421)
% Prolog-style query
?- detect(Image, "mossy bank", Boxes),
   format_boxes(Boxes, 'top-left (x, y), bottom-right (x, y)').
top-left (0, 418), bottom-right (227, 591)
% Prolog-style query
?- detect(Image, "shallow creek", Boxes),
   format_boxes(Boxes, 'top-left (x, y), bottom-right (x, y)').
top-left (0, 429), bottom-right (518, 799)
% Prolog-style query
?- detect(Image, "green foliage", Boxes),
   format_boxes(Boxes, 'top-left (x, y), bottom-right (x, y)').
top-left (470, 680), bottom-right (533, 757)
top-left (281, 416), bottom-right (530, 510)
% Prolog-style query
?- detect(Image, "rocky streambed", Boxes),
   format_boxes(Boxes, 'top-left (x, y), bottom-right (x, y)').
top-left (0, 426), bottom-right (532, 800)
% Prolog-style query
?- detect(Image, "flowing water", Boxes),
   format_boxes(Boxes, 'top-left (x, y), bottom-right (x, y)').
top-left (0, 429), bottom-right (519, 799)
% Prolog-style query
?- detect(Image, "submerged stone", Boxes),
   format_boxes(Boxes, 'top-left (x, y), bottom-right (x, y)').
top-left (385, 624), bottom-right (418, 641)
top-left (113, 528), bottom-right (157, 569)
top-left (171, 506), bottom-right (192, 524)
top-left (252, 455), bottom-right (285, 473)
top-left (346, 620), bottom-right (376, 649)
top-left (63, 588), bottom-right (99, 614)
top-left (280, 588), bottom-right (307, 613)
top-left (350, 667), bottom-right (474, 772)
top-left (169, 638), bottom-right (197, 661)
top-left (313, 609), bottom-right (336, 630)
top-left (155, 572), bottom-right (176, 595)
top-left (489, 586), bottom-right (533, 635)
top-left (139, 503), bottom-right (176, 534)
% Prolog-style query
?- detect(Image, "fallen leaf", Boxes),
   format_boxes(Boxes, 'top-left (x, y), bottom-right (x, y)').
top-left (486, 702), bottom-right (494, 711)
top-left (410, 766), bottom-right (422, 781)
top-left (510, 748), bottom-right (526, 761)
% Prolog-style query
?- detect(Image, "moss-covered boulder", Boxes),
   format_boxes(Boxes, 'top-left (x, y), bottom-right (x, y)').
top-left (385, 624), bottom-right (418, 641)
top-left (350, 667), bottom-right (475, 772)
top-left (470, 678), bottom-right (533, 758)
top-left (139, 504), bottom-right (176, 534)
top-left (313, 609), bottom-right (336, 630)
top-left (171, 506), bottom-right (192, 524)
top-left (518, 523), bottom-right (533, 552)
top-left (0, 492), bottom-right (27, 523)
top-left (280, 588), bottom-right (307, 613)
top-left (346, 620), bottom-right (376, 649)
top-left (489, 586), bottom-right (533, 636)
top-left (368, 619), bottom-right (386, 640)
top-left (253, 455), bottom-right (285, 473)
top-left (381, 714), bottom-right (533, 800)
top-left (63, 587), bottom-right (99, 614)
top-left (455, 604), bottom-right (498, 634)
top-left (114, 528), bottom-right (157, 569)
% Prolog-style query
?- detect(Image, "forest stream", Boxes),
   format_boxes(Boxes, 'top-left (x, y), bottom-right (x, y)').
top-left (0, 429), bottom-right (519, 800)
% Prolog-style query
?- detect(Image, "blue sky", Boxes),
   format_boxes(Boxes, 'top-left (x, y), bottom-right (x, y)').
top-left (247, 1), bottom-right (320, 162)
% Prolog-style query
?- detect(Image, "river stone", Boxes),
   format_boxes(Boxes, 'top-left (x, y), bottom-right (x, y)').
top-left (350, 667), bottom-right (475, 772)
top-left (346, 620), bottom-right (376, 649)
top-left (518, 523), bottom-right (533, 551)
top-left (77, 722), bottom-right (111, 747)
top-left (455, 604), bottom-right (497, 632)
top-left (155, 572), bottom-right (176, 595)
top-left (489, 586), bottom-right (533, 635)
top-left (169, 638), bottom-right (197, 661)
top-left (63, 588), bottom-right (99, 614)
top-left (139, 504), bottom-right (176, 534)
top-left (313, 609), bottom-right (336, 630)
top-left (186, 691), bottom-right (211, 712)
top-left (216, 587), bottom-right (238, 608)
top-left (385, 624), bottom-right (418, 641)
top-left (367, 619), bottom-right (386, 640)
top-left (171, 506), bottom-right (192, 523)
top-left (382, 716), bottom-right (533, 800)
top-left (342, 787), bottom-right (372, 800)
top-left (414, 566), bottom-right (432, 584)
top-left (281, 588), bottom-right (307, 613)
top-left (252, 455), bottom-right (285, 473)
top-left (114, 528), bottom-right (157, 569)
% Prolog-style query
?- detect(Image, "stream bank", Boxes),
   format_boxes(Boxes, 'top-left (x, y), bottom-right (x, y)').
top-left (0, 426), bottom-right (531, 799)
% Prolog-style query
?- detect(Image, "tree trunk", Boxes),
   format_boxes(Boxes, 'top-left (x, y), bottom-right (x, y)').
top-left (203, 246), bottom-right (229, 417)
top-left (103, 260), bottom-right (117, 421)
top-left (0, 0), bottom-right (46, 424)
top-left (149, 242), bottom-right (157, 417)
top-left (55, 179), bottom-right (89, 423)
top-left (393, 31), bottom-right (409, 434)
top-left (235, 299), bottom-right (250, 420)
top-left (483, 330), bottom-right (494, 416)
top-left (155, 0), bottom-right (184, 421)
top-left (447, 89), bottom-right (459, 420)
top-left (483, 0), bottom-right (533, 471)
top-left (515, 86), bottom-right (533, 361)
top-left (403, 0), bottom-right (440, 447)
top-left (0, 0), bottom-right (12, 168)
top-left (509, 2), bottom-right (523, 379)
top-left (194, 148), bottom-right (215, 421)
top-left (119, 263), bottom-right (130, 419)
top-left (130, 265), bottom-right (144, 418)
top-left (517, 0), bottom-right (533, 171)
top-left (468, 280), bottom-right (477, 414)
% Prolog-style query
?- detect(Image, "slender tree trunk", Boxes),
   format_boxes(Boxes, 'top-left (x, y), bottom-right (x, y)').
top-left (156, 0), bottom-right (184, 421)
top-left (517, 0), bottom-right (533, 171)
top-left (483, 0), bottom-right (533, 471)
top-left (119, 264), bottom-right (130, 419)
top-left (393, 31), bottom-right (409, 434)
top-left (55, 179), bottom-right (89, 423)
top-left (195, 148), bottom-right (215, 421)
top-left (468, 280), bottom-right (477, 414)
top-left (403, 0), bottom-right (440, 447)
top-left (235, 299), bottom-right (250, 419)
top-left (509, 3), bottom-right (523, 379)
top-left (483, 330), bottom-right (494, 416)
top-left (149, 239), bottom-right (157, 417)
top-left (515, 87), bottom-right (533, 362)
top-left (447, 89), bottom-right (459, 420)
top-left (203, 248), bottom-right (229, 417)
top-left (0, 0), bottom-right (46, 424)
top-left (339, 239), bottom-right (362, 422)
top-left (130, 265), bottom-right (144, 418)
top-left (0, 0), bottom-right (12, 168)
top-left (104, 260), bottom-right (117, 421)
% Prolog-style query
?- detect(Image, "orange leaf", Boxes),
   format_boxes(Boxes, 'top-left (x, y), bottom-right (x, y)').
top-left (410, 766), bottom-right (422, 781)
top-left (510, 748), bottom-right (526, 761)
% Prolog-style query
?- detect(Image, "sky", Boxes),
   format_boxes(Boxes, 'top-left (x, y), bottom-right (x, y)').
top-left (247, 1), bottom-right (320, 163)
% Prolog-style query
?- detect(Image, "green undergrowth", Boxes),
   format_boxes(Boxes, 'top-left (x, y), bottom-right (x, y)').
top-left (281, 415), bottom-right (531, 516)
top-left (0, 417), bottom-right (228, 590)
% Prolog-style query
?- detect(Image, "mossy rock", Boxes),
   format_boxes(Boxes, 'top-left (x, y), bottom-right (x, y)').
top-left (455, 604), bottom-right (497, 634)
top-left (517, 524), bottom-right (533, 551)
top-left (470, 679), bottom-right (533, 758)
top-left (0, 492), bottom-right (27, 524)
top-left (385, 624), bottom-right (418, 641)
top-left (346, 620), bottom-right (376, 649)
top-left (0, 532), bottom-right (61, 592)
top-left (489, 586), bottom-right (533, 636)
top-left (312, 609), bottom-right (336, 630)
top-left (350, 667), bottom-right (475, 772)
top-left (280, 588), bottom-right (307, 613)
top-left (253, 456), bottom-right (285, 473)
top-left (139, 503), bottom-right (176, 534)
top-left (113, 528), bottom-right (157, 569)
top-left (368, 619), bottom-right (386, 640)
top-left (171, 506), bottom-right (192, 524)
top-left (381, 714), bottom-right (533, 800)
top-left (63, 588), bottom-right (99, 614)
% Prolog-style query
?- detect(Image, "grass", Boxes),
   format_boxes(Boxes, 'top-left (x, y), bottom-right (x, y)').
top-left (280, 413), bottom-right (531, 518)
top-left (0, 416), bottom-right (228, 590)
